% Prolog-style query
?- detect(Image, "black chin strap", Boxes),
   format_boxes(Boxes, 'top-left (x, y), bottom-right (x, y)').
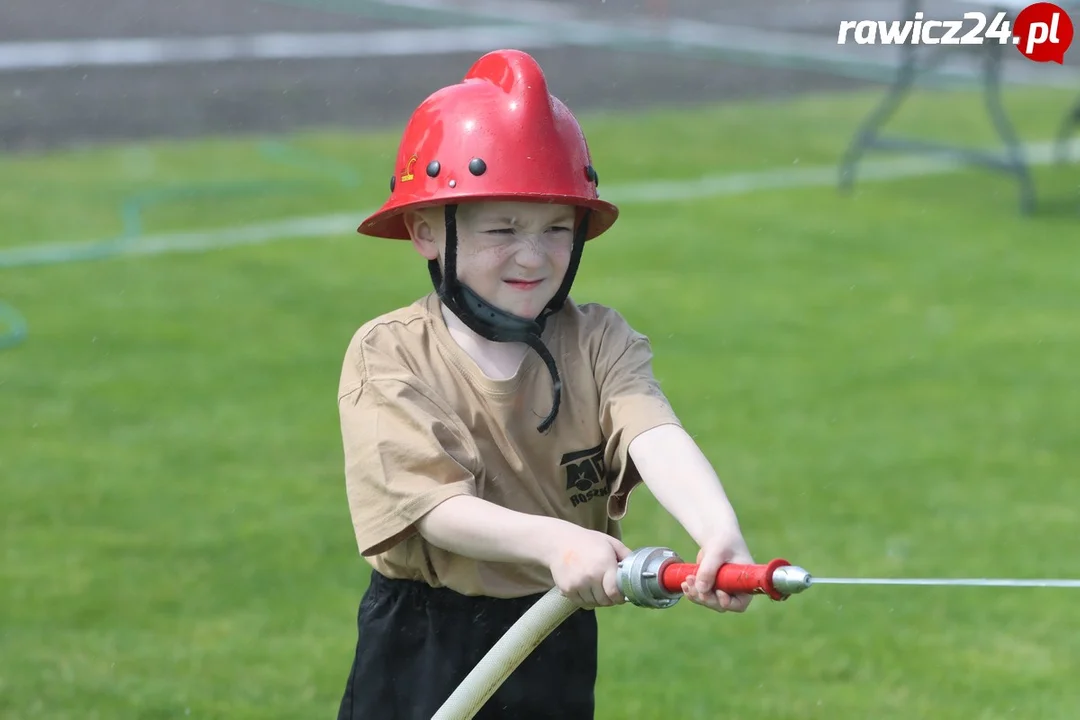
top-left (429, 204), bottom-right (590, 433)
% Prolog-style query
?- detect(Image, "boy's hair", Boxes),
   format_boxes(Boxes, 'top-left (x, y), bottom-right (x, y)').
top-left (356, 49), bottom-right (620, 433)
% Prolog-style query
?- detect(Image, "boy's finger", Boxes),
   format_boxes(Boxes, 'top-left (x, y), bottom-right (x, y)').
top-left (725, 593), bottom-right (751, 612)
top-left (694, 556), bottom-right (720, 593)
top-left (592, 585), bottom-right (614, 608)
top-left (611, 539), bottom-right (633, 560)
top-left (681, 581), bottom-right (699, 602)
top-left (567, 589), bottom-right (589, 608)
top-left (604, 570), bottom-right (625, 605)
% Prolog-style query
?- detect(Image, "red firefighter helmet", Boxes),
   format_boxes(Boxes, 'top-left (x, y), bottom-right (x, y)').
top-left (357, 49), bottom-right (619, 240)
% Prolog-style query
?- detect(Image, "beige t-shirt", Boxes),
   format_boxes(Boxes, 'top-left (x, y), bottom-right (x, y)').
top-left (337, 291), bottom-right (682, 598)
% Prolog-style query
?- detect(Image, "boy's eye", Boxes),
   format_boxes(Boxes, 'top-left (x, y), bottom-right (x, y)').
top-left (480, 225), bottom-right (571, 236)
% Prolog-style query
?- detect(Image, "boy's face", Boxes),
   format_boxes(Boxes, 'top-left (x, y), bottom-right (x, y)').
top-left (406, 201), bottom-right (577, 320)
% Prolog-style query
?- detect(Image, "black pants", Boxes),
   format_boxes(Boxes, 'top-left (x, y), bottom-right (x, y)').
top-left (338, 570), bottom-right (598, 720)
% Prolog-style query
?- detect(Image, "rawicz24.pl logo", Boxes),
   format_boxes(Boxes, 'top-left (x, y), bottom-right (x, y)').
top-left (838, 1), bottom-right (1074, 63)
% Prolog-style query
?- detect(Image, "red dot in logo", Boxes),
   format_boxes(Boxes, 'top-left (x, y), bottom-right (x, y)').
top-left (1013, 2), bottom-right (1074, 63)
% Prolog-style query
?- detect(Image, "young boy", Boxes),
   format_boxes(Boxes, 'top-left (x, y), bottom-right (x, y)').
top-left (336, 49), bottom-right (755, 719)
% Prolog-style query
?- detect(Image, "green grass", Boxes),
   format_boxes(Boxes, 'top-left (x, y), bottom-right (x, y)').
top-left (2, 84), bottom-right (1080, 719)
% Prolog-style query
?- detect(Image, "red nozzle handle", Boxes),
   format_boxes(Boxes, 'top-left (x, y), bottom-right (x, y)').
top-left (660, 558), bottom-right (792, 601)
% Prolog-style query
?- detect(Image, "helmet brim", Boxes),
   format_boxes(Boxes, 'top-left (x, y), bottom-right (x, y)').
top-left (357, 193), bottom-right (619, 241)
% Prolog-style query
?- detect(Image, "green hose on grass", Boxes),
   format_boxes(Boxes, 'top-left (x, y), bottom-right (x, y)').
top-left (0, 300), bottom-right (28, 351)
top-left (0, 140), bottom-right (359, 352)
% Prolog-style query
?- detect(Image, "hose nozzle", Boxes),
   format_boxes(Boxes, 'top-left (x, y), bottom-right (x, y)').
top-left (771, 564), bottom-right (813, 596)
top-left (617, 547), bottom-right (813, 608)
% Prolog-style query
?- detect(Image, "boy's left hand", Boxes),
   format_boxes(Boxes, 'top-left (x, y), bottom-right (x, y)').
top-left (679, 534), bottom-right (755, 613)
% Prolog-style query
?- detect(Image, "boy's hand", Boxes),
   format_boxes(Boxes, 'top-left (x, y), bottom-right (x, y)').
top-left (547, 526), bottom-right (631, 609)
top-left (679, 534), bottom-right (755, 614)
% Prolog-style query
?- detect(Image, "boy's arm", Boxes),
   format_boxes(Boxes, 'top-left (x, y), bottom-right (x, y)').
top-left (415, 495), bottom-right (566, 566)
top-left (627, 423), bottom-right (755, 611)
top-left (627, 423), bottom-right (744, 547)
top-left (590, 309), bottom-right (751, 611)
top-left (416, 496), bottom-right (632, 608)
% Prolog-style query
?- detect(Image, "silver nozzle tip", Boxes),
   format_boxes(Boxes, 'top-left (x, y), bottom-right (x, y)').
top-left (772, 565), bottom-right (813, 595)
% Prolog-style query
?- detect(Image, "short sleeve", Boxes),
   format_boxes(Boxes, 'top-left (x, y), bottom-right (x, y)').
top-left (595, 313), bottom-right (682, 519)
top-left (339, 375), bottom-right (478, 557)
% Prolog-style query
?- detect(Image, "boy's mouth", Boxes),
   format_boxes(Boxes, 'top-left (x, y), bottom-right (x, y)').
top-left (504, 278), bottom-right (543, 290)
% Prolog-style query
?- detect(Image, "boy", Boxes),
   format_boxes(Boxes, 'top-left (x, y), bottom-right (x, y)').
top-left (337, 49), bottom-right (755, 719)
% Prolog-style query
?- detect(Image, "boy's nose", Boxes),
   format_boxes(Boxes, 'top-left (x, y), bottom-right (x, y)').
top-left (513, 237), bottom-right (547, 268)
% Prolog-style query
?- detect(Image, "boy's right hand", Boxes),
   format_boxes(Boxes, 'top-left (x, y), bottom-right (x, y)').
top-left (547, 526), bottom-right (631, 609)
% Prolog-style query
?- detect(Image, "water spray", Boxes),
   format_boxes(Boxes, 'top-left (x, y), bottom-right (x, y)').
top-left (616, 546), bottom-right (1080, 608)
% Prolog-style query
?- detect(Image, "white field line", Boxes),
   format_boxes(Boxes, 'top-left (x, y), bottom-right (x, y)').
top-left (1, 11), bottom-right (1075, 88)
top-left (0, 26), bottom-right (617, 71)
top-left (0, 23), bottom-right (862, 73)
top-left (2, 136), bottom-right (1076, 270)
top-left (373, 0), bottom-right (590, 24)
top-left (355, 0), bottom-right (1080, 88)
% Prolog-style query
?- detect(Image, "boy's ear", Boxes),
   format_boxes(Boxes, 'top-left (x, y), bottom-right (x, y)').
top-left (403, 209), bottom-right (440, 261)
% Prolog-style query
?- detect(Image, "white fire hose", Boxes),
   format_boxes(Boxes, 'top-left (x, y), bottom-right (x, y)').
top-left (429, 547), bottom-right (811, 719)
top-left (429, 544), bottom-right (1080, 718)
top-left (429, 586), bottom-right (578, 720)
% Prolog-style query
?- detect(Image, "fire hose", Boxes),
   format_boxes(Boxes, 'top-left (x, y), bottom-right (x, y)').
top-left (430, 546), bottom-right (1080, 720)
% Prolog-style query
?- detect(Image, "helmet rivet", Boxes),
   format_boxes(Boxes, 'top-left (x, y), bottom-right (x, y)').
top-left (390, 175), bottom-right (396, 192)
top-left (468, 158), bottom-right (487, 176)
top-left (426, 161), bottom-right (441, 178)
top-left (448, 179), bottom-right (457, 188)
top-left (585, 165), bottom-right (598, 186)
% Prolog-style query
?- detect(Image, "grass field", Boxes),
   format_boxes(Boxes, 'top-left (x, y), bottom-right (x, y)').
top-left (3, 84), bottom-right (1080, 719)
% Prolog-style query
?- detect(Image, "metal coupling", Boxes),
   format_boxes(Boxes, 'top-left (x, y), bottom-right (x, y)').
top-left (616, 546), bottom-right (683, 609)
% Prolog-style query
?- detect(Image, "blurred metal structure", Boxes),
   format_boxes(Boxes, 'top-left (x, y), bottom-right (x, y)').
top-left (838, 0), bottom-right (1080, 214)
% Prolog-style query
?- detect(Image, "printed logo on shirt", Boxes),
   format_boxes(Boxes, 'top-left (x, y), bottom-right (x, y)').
top-left (560, 442), bottom-right (610, 507)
